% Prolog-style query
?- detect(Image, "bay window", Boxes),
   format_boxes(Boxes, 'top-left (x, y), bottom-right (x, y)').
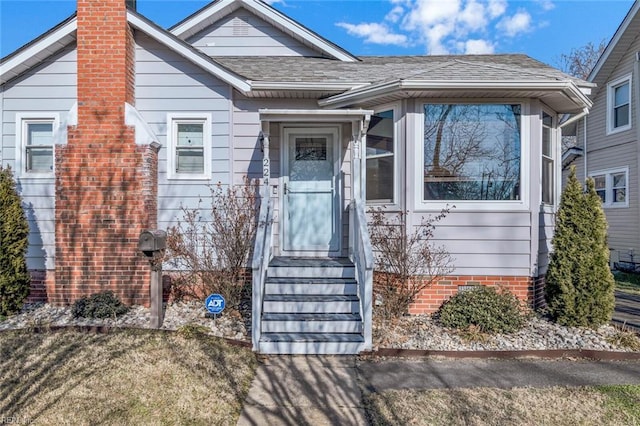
top-left (366, 109), bottom-right (395, 203)
top-left (422, 103), bottom-right (522, 203)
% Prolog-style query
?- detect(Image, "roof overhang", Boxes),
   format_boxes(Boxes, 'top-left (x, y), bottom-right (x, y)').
top-left (170, 0), bottom-right (358, 62)
top-left (588, 1), bottom-right (640, 91)
top-left (0, 16), bottom-right (77, 84)
top-left (318, 79), bottom-right (593, 114)
top-left (562, 146), bottom-right (584, 170)
top-left (1, 10), bottom-right (251, 93)
top-left (259, 108), bottom-right (373, 123)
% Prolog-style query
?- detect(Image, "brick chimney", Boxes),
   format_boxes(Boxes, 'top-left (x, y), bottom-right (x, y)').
top-left (53, 0), bottom-right (157, 305)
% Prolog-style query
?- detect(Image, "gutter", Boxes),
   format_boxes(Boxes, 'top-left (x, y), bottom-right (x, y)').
top-left (319, 79), bottom-right (593, 111)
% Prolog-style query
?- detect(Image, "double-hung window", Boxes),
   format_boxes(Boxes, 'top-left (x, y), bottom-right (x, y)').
top-left (421, 103), bottom-right (523, 207)
top-left (167, 113), bottom-right (211, 179)
top-left (541, 112), bottom-right (555, 205)
top-left (590, 167), bottom-right (628, 208)
top-left (366, 108), bottom-right (396, 204)
top-left (607, 75), bottom-right (632, 134)
top-left (16, 114), bottom-right (58, 177)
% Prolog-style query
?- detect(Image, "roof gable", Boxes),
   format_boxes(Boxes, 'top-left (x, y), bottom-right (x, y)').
top-left (1, 9), bottom-right (250, 92)
top-left (170, 0), bottom-right (358, 62)
top-left (589, 1), bottom-right (640, 92)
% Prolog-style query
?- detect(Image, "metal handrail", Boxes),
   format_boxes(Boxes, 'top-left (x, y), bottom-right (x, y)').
top-left (251, 185), bottom-right (273, 351)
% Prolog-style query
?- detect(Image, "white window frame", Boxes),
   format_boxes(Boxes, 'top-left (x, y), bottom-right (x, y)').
top-left (415, 100), bottom-right (530, 211)
top-left (167, 113), bottom-right (212, 180)
top-left (366, 103), bottom-right (400, 208)
top-left (589, 167), bottom-right (629, 208)
top-left (15, 113), bottom-right (59, 178)
top-left (541, 110), bottom-right (559, 208)
top-left (607, 74), bottom-right (632, 135)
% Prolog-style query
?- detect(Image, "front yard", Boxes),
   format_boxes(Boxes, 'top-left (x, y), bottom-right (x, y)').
top-left (615, 270), bottom-right (640, 295)
top-left (0, 328), bottom-right (257, 425)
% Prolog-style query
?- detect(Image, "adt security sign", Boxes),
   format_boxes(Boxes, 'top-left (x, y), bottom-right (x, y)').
top-left (205, 294), bottom-right (225, 315)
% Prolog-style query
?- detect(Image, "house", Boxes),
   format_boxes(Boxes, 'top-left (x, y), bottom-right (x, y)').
top-left (0, 0), bottom-right (592, 354)
top-left (562, 0), bottom-right (640, 269)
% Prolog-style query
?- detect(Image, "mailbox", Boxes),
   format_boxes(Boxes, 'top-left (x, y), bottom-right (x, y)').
top-left (138, 229), bottom-right (167, 253)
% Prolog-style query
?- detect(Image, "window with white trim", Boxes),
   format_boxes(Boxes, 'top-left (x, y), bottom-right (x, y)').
top-left (590, 167), bottom-right (628, 208)
top-left (366, 109), bottom-right (396, 203)
top-left (167, 114), bottom-right (211, 179)
top-left (607, 75), bottom-right (632, 134)
top-left (16, 114), bottom-right (58, 177)
top-left (422, 103), bottom-right (522, 202)
top-left (541, 112), bottom-right (555, 205)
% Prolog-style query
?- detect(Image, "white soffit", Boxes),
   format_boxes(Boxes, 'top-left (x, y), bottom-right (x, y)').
top-left (0, 18), bottom-right (77, 85)
top-left (259, 108), bottom-right (373, 122)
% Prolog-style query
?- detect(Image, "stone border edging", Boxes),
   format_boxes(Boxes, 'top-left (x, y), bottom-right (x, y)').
top-left (1, 325), bottom-right (638, 359)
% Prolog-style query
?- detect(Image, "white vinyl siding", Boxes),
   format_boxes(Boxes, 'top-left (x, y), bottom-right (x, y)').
top-left (590, 167), bottom-right (629, 208)
top-left (607, 74), bottom-right (632, 134)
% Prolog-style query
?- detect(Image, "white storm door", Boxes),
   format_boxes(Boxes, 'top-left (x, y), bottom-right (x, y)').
top-left (283, 127), bottom-right (340, 253)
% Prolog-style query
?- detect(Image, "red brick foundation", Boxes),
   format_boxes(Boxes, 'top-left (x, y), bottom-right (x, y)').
top-left (374, 272), bottom-right (546, 314)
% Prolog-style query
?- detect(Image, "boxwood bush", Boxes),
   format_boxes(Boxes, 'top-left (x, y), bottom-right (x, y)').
top-left (436, 286), bottom-right (527, 334)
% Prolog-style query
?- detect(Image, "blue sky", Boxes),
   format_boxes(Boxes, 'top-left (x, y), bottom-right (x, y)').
top-left (0, 0), bottom-right (634, 69)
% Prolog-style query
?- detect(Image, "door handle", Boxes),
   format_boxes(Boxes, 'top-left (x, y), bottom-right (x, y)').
top-left (284, 183), bottom-right (288, 195)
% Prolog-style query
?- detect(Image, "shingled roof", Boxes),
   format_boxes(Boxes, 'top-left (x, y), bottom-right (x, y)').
top-left (214, 54), bottom-right (592, 88)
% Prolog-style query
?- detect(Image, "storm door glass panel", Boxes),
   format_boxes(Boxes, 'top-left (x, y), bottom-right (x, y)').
top-left (285, 133), bottom-right (337, 252)
top-left (366, 110), bottom-right (394, 203)
top-left (614, 82), bottom-right (630, 128)
top-left (593, 175), bottom-right (606, 203)
top-left (176, 123), bottom-right (204, 174)
top-left (612, 172), bottom-right (626, 203)
top-left (423, 104), bottom-right (521, 201)
top-left (26, 122), bottom-right (54, 172)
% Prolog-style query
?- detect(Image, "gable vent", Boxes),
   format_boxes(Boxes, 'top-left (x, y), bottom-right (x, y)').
top-left (233, 16), bottom-right (250, 37)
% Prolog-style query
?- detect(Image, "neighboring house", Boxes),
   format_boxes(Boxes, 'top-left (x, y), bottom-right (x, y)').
top-left (0, 0), bottom-right (592, 354)
top-left (562, 0), bottom-right (640, 269)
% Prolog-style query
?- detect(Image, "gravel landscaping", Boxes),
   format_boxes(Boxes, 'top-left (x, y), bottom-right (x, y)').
top-left (2, 301), bottom-right (638, 352)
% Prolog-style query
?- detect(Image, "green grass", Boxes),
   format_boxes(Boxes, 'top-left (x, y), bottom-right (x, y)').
top-left (614, 271), bottom-right (640, 294)
top-left (0, 328), bottom-right (257, 425)
top-left (596, 385), bottom-right (640, 421)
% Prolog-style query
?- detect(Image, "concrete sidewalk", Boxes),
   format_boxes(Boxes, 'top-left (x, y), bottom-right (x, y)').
top-left (238, 356), bottom-right (640, 426)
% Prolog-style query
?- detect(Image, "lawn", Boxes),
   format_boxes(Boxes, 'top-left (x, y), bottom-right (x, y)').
top-left (0, 327), bottom-right (257, 425)
top-left (614, 271), bottom-right (640, 294)
top-left (364, 385), bottom-right (640, 426)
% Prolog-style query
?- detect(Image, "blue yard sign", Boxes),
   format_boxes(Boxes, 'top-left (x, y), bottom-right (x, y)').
top-left (205, 294), bottom-right (225, 315)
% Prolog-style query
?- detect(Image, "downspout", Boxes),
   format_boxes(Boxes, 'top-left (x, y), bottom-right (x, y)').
top-left (634, 54), bottom-right (640, 254)
top-left (583, 115), bottom-right (588, 182)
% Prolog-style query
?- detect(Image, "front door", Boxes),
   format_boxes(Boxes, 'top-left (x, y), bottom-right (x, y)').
top-left (282, 127), bottom-right (340, 254)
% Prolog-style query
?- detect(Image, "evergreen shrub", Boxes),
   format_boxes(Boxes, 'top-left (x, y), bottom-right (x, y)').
top-left (72, 291), bottom-right (129, 319)
top-left (0, 166), bottom-right (30, 316)
top-left (545, 167), bottom-right (615, 327)
top-left (437, 286), bottom-right (527, 334)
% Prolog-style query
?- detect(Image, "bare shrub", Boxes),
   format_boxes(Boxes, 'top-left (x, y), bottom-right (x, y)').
top-left (369, 208), bottom-right (454, 319)
top-left (165, 178), bottom-right (259, 311)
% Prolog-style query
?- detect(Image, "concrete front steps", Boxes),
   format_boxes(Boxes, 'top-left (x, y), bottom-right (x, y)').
top-left (259, 257), bottom-right (365, 354)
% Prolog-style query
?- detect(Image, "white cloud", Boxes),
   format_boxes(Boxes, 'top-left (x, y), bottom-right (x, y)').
top-left (337, 0), bottom-right (549, 55)
top-left (263, 0), bottom-right (284, 4)
top-left (385, 5), bottom-right (405, 23)
top-left (459, 0), bottom-right (487, 32)
top-left (497, 10), bottom-right (533, 37)
top-left (534, 0), bottom-right (555, 11)
top-left (335, 22), bottom-right (409, 46)
top-left (464, 39), bottom-right (495, 54)
top-left (487, 0), bottom-right (507, 18)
